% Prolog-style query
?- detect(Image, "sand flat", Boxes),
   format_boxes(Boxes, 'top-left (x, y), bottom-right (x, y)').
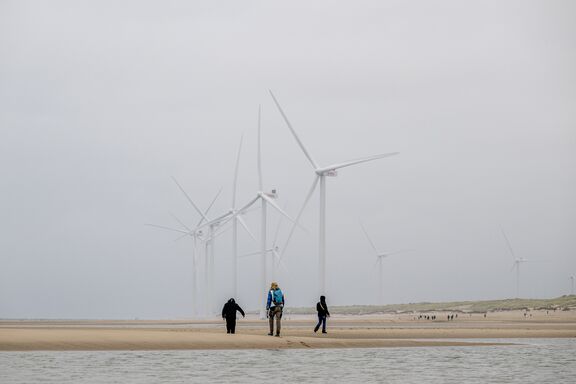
top-left (0, 328), bottom-right (502, 351)
top-left (1, 310), bottom-right (574, 351)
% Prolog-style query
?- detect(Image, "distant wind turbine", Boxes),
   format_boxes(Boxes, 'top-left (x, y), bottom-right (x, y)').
top-left (570, 275), bottom-right (575, 296)
top-left (270, 90), bottom-right (399, 296)
top-left (360, 221), bottom-right (409, 305)
top-left (501, 229), bottom-right (528, 299)
top-left (146, 186), bottom-right (222, 317)
top-left (240, 208), bottom-right (288, 283)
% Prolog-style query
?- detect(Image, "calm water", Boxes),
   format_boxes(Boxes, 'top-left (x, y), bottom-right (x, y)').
top-left (2, 339), bottom-right (575, 383)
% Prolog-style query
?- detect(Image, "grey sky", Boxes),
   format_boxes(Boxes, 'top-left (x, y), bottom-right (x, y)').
top-left (1, 0), bottom-right (575, 319)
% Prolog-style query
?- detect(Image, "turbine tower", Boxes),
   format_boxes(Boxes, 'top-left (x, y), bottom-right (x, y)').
top-left (570, 275), bottom-right (575, 296)
top-left (360, 221), bottom-right (407, 305)
top-left (270, 91), bottom-right (399, 296)
top-left (230, 134), bottom-right (259, 300)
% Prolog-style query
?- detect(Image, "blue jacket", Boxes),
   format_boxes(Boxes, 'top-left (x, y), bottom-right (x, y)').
top-left (266, 288), bottom-right (285, 309)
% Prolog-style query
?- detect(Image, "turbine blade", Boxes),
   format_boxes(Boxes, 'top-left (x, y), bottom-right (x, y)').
top-left (269, 90), bottom-right (319, 170)
top-left (173, 233), bottom-right (190, 242)
top-left (237, 215), bottom-right (258, 243)
top-left (279, 176), bottom-right (319, 259)
top-left (171, 176), bottom-right (209, 222)
top-left (318, 152), bottom-right (399, 173)
top-left (261, 193), bottom-right (304, 231)
top-left (359, 220), bottom-right (380, 255)
top-left (235, 196), bottom-right (261, 216)
top-left (195, 210), bottom-right (235, 232)
top-left (170, 212), bottom-right (192, 232)
top-left (145, 223), bottom-right (190, 235)
top-left (196, 187), bottom-right (223, 227)
top-left (257, 105), bottom-right (263, 192)
top-left (272, 209), bottom-right (285, 247)
top-left (232, 134), bottom-right (244, 209)
top-left (205, 223), bottom-right (233, 242)
top-left (239, 248), bottom-right (273, 258)
top-left (501, 229), bottom-right (516, 260)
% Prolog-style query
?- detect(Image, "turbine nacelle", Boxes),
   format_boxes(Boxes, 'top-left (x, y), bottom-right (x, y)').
top-left (317, 169), bottom-right (338, 177)
top-left (261, 189), bottom-right (278, 199)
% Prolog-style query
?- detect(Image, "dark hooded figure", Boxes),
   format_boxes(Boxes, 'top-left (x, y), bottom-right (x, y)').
top-left (314, 295), bottom-right (330, 334)
top-left (221, 298), bottom-right (245, 334)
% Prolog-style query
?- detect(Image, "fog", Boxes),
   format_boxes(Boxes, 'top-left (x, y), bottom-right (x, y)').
top-left (1, 0), bottom-right (575, 319)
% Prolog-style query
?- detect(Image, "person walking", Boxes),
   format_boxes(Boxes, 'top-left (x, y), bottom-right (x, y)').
top-left (221, 298), bottom-right (245, 334)
top-left (266, 282), bottom-right (284, 337)
top-left (314, 295), bottom-right (330, 334)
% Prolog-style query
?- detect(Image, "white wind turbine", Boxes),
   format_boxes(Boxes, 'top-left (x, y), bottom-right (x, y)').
top-left (360, 221), bottom-right (408, 305)
top-left (196, 106), bottom-right (299, 317)
top-left (502, 229), bottom-right (529, 299)
top-left (170, 177), bottom-right (229, 316)
top-left (239, 208), bottom-right (289, 284)
top-left (570, 275), bottom-right (575, 296)
top-left (254, 105), bottom-right (297, 317)
top-left (146, 186), bottom-right (222, 317)
top-left (197, 189), bottom-right (295, 318)
top-left (270, 90), bottom-right (399, 296)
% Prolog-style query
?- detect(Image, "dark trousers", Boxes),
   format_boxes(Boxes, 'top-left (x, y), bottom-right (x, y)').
top-left (314, 315), bottom-right (327, 333)
top-left (268, 306), bottom-right (282, 335)
top-left (226, 317), bottom-right (236, 334)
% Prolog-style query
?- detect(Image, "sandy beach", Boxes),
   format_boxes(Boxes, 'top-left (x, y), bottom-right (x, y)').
top-left (1, 310), bottom-right (574, 351)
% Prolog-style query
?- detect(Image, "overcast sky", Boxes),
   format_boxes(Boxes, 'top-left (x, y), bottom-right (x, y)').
top-left (1, 0), bottom-right (575, 319)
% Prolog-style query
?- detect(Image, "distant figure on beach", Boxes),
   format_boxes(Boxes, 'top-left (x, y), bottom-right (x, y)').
top-left (266, 282), bottom-right (285, 337)
top-left (314, 295), bottom-right (330, 334)
top-left (221, 298), bottom-right (245, 334)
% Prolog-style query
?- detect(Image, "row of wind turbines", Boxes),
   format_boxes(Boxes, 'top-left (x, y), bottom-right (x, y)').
top-left (148, 91), bottom-right (400, 317)
top-left (148, 91), bottom-right (573, 317)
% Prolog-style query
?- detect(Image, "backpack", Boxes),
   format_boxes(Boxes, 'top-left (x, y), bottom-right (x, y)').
top-left (271, 289), bottom-right (283, 306)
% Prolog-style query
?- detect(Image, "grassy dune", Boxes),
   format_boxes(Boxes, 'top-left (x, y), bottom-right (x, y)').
top-left (289, 295), bottom-right (576, 315)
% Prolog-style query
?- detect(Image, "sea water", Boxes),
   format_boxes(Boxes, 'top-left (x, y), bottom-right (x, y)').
top-left (1, 339), bottom-right (575, 383)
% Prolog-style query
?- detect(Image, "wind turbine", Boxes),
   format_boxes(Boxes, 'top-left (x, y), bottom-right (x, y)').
top-left (360, 221), bottom-right (408, 305)
top-left (255, 105), bottom-right (297, 317)
top-left (502, 229), bottom-right (529, 298)
top-left (570, 275), bottom-right (575, 296)
top-left (239, 207), bottom-right (288, 283)
top-left (146, 187), bottom-right (222, 317)
top-left (196, 106), bottom-right (299, 317)
top-left (270, 90), bottom-right (399, 295)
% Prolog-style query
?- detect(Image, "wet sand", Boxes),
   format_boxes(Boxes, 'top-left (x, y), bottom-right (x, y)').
top-left (1, 310), bottom-right (574, 351)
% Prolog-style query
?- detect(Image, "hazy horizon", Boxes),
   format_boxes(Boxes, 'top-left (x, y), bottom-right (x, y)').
top-left (1, 0), bottom-right (575, 319)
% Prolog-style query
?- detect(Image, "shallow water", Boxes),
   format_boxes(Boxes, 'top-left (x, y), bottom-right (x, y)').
top-left (2, 339), bottom-right (575, 383)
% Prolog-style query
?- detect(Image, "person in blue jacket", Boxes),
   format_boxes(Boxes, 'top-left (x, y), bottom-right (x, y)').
top-left (266, 282), bottom-right (285, 337)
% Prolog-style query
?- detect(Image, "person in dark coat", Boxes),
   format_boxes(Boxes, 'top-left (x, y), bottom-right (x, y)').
top-left (221, 298), bottom-right (245, 334)
top-left (314, 295), bottom-right (330, 333)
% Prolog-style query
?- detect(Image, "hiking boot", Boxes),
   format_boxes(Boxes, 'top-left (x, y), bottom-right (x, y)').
top-left (275, 333), bottom-right (280, 337)
top-left (322, 331), bottom-right (327, 334)
top-left (268, 332), bottom-right (273, 336)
